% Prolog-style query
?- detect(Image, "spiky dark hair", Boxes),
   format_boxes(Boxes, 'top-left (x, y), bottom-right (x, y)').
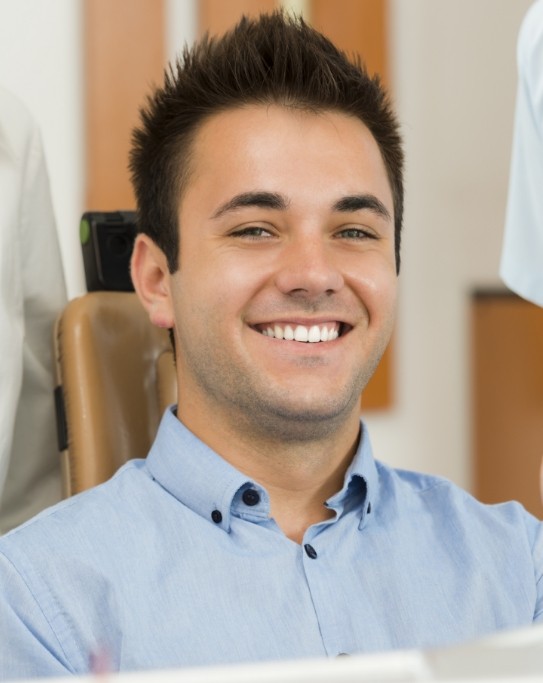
top-left (130, 10), bottom-right (404, 273)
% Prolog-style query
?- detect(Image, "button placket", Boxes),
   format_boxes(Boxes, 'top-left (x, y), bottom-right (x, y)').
top-left (304, 543), bottom-right (318, 559)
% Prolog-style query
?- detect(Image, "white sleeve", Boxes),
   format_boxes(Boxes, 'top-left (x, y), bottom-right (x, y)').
top-left (0, 89), bottom-right (67, 520)
top-left (500, 0), bottom-right (543, 306)
top-left (0, 96), bottom-right (27, 498)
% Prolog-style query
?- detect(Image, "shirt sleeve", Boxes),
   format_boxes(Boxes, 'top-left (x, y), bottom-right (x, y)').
top-left (0, 89), bottom-right (67, 529)
top-left (533, 516), bottom-right (543, 622)
top-left (500, 0), bottom-right (543, 306)
top-left (0, 551), bottom-right (73, 678)
top-left (0, 96), bottom-right (27, 500)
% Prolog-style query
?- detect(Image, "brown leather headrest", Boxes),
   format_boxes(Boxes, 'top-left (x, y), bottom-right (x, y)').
top-left (53, 292), bottom-right (176, 496)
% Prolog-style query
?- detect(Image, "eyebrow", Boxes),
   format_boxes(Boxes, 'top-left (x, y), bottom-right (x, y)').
top-left (333, 194), bottom-right (391, 221)
top-left (211, 192), bottom-right (289, 219)
top-left (211, 190), bottom-right (391, 221)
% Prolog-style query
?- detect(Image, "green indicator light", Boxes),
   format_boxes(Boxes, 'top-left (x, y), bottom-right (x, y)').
top-left (80, 219), bottom-right (90, 245)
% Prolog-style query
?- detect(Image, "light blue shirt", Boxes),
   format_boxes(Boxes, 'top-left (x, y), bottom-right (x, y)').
top-left (1, 407), bottom-right (542, 679)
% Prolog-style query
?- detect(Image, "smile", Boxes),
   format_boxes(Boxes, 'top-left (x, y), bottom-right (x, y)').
top-left (255, 322), bottom-right (345, 343)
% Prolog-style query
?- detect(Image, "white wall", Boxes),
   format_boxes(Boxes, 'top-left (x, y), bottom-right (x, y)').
top-left (0, 0), bottom-right (531, 489)
top-left (166, 0), bottom-right (197, 64)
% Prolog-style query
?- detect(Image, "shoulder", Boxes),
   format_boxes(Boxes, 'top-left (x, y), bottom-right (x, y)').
top-left (518, 1), bottom-right (543, 80)
top-left (519, 0), bottom-right (543, 45)
top-left (376, 459), bottom-right (464, 500)
top-left (375, 460), bottom-right (543, 547)
top-left (376, 461), bottom-right (451, 493)
top-left (0, 460), bottom-right (150, 563)
top-left (0, 461), bottom-right (154, 675)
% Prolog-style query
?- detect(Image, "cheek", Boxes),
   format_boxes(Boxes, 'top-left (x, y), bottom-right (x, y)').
top-left (188, 253), bottom-right (273, 308)
top-left (174, 262), bottom-right (255, 332)
top-left (349, 258), bottom-right (398, 317)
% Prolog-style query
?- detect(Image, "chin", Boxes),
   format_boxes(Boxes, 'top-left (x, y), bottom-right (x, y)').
top-left (245, 392), bottom-right (360, 441)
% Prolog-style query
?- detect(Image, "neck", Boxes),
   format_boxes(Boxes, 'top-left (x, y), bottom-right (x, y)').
top-left (178, 398), bottom-right (361, 544)
top-left (261, 442), bottom-right (358, 543)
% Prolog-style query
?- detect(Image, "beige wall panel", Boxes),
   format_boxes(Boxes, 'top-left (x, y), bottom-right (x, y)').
top-left (85, 0), bottom-right (166, 210)
top-left (473, 294), bottom-right (543, 518)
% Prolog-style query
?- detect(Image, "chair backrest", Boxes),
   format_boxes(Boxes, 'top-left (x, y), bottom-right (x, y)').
top-left (53, 292), bottom-right (176, 497)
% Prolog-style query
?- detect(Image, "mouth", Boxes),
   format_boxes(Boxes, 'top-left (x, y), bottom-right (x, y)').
top-left (251, 321), bottom-right (351, 343)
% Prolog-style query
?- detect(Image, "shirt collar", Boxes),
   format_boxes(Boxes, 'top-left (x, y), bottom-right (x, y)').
top-left (326, 421), bottom-right (380, 529)
top-left (144, 407), bottom-right (379, 533)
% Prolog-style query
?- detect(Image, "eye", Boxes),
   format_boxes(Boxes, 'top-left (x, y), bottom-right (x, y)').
top-left (230, 226), bottom-right (274, 240)
top-left (335, 226), bottom-right (377, 240)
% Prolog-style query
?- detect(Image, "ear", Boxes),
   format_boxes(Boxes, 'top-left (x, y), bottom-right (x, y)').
top-left (131, 234), bottom-right (175, 329)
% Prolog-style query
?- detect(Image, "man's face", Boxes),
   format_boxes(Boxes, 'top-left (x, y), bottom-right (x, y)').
top-left (167, 105), bottom-right (397, 439)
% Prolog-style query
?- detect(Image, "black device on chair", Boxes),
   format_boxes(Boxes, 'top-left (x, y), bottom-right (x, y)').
top-left (80, 211), bottom-right (137, 292)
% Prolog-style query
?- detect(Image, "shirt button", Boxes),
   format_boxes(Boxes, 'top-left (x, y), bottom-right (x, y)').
top-left (242, 489), bottom-right (260, 506)
top-left (304, 543), bottom-right (317, 559)
top-left (211, 510), bottom-right (222, 524)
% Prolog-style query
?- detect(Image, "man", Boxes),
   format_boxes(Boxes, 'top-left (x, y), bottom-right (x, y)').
top-left (500, 0), bottom-right (543, 502)
top-left (0, 12), bottom-right (541, 679)
top-left (0, 87), bottom-right (66, 534)
top-left (501, 0), bottom-right (543, 307)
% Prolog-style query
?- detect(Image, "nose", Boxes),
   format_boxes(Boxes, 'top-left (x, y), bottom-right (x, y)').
top-left (274, 236), bottom-right (344, 298)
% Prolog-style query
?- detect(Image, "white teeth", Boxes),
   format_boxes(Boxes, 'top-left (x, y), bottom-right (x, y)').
top-left (274, 324), bottom-right (284, 340)
top-left (308, 325), bottom-right (321, 343)
top-left (260, 323), bottom-right (342, 343)
top-left (294, 325), bottom-right (309, 342)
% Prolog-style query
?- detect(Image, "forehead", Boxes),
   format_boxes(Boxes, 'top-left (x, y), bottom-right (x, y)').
top-left (182, 104), bottom-right (393, 214)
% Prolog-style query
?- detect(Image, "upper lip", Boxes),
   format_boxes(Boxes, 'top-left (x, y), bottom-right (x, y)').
top-left (247, 315), bottom-right (352, 327)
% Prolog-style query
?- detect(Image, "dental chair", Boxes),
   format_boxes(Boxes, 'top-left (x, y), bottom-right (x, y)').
top-left (53, 292), bottom-right (176, 496)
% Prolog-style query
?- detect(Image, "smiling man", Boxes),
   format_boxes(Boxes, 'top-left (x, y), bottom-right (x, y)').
top-left (0, 11), bottom-right (542, 680)
top-left (131, 103), bottom-right (398, 543)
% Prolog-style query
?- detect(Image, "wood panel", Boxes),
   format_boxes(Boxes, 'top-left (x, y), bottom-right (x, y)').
top-left (85, 0), bottom-right (166, 210)
top-left (198, 0), bottom-right (277, 36)
top-left (311, 0), bottom-right (388, 86)
top-left (472, 292), bottom-right (543, 518)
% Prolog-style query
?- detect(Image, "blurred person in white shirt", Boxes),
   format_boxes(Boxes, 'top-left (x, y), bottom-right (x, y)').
top-left (501, 0), bottom-right (543, 306)
top-left (0, 86), bottom-right (66, 533)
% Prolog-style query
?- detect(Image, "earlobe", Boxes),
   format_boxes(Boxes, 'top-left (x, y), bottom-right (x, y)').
top-left (131, 234), bottom-right (175, 329)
